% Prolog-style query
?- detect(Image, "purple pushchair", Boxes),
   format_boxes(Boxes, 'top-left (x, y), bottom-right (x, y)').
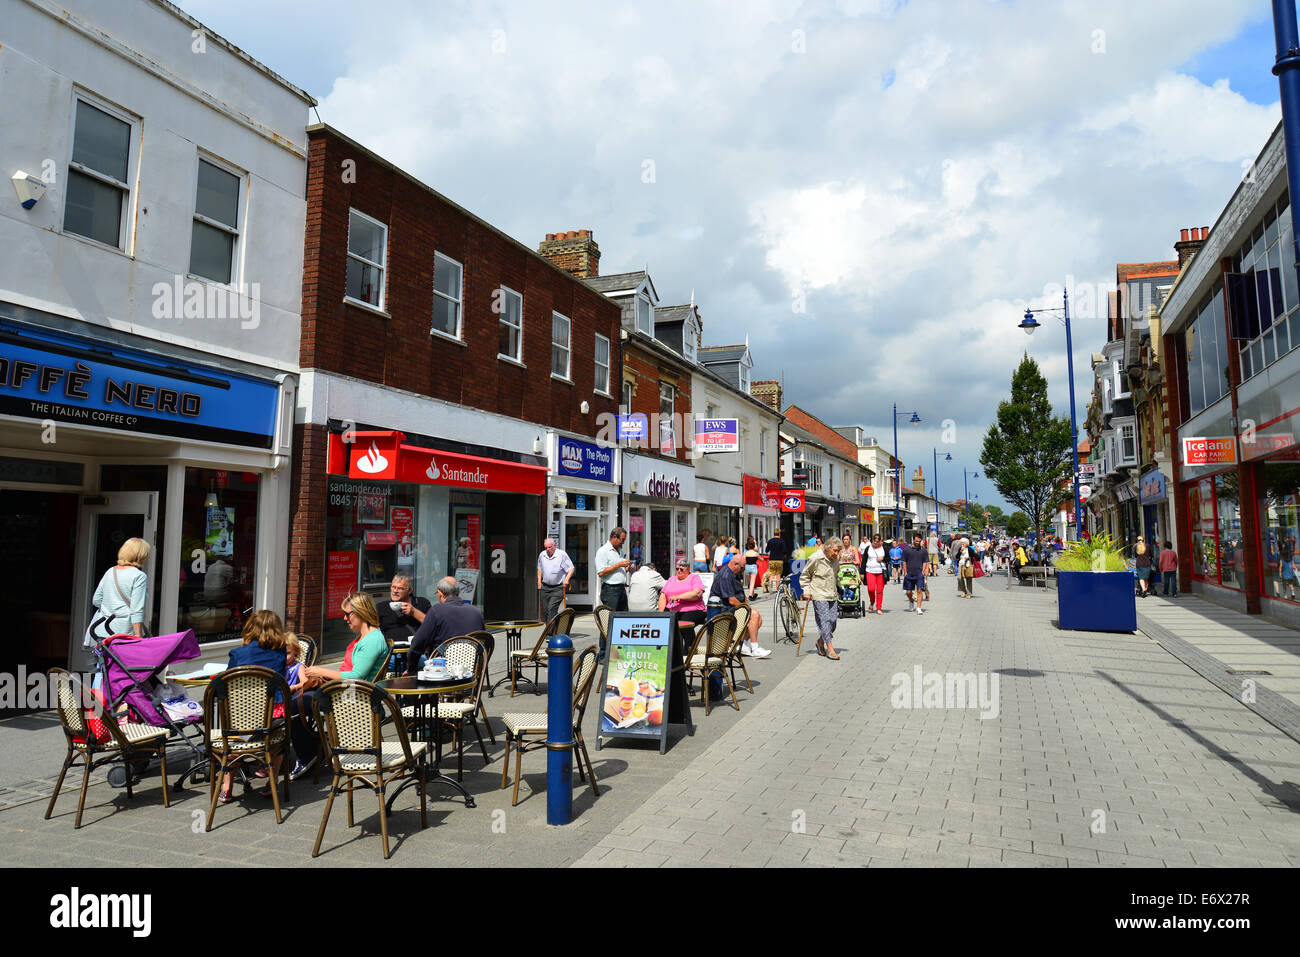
top-left (95, 630), bottom-right (207, 789)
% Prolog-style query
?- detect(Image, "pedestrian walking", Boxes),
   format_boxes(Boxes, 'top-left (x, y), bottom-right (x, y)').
top-left (862, 534), bottom-right (887, 614)
top-left (536, 538), bottom-right (574, 621)
top-left (901, 533), bottom-right (931, 614)
top-left (1159, 540), bottom-right (1179, 597)
top-left (840, 533), bottom-right (860, 569)
top-left (713, 536), bottom-right (730, 572)
top-left (1134, 537), bottom-right (1152, 597)
top-left (1278, 532), bottom-right (1297, 601)
top-left (744, 537), bottom-right (762, 599)
top-left (947, 534), bottom-right (962, 575)
top-left (956, 536), bottom-right (975, 598)
top-left (889, 539), bottom-right (904, 583)
top-left (692, 531), bottom-right (711, 573)
top-left (800, 538), bottom-right (843, 659)
top-left (764, 528), bottom-right (787, 592)
top-left (927, 530), bottom-right (940, 571)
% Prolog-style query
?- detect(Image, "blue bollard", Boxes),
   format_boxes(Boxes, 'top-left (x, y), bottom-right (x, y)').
top-left (545, 634), bottom-right (574, 826)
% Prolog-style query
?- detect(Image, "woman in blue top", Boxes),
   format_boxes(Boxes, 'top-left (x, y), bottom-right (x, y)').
top-left (219, 609), bottom-right (289, 802)
top-left (87, 538), bottom-right (150, 645)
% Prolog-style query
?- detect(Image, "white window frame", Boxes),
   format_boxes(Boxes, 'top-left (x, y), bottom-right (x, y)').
top-left (594, 333), bottom-right (611, 396)
top-left (497, 284), bottom-right (523, 363)
top-left (1115, 418), bottom-right (1138, 467)
top-left (760, 429), bottom-right (767, 474)
top-left (621, 380), bottom-right (634, 415)
top-left (551, 311), bottom-right (572, 381)
top-left (683, 318), bottom-right (697, 362)
top-left (345, 208), bottom-right (388, 310)
top-left (659, 382), bottom-right (675, 454)
top-left (636, 295), bottom-right (654, 336)
top-left (739, 362), bottom-right (751, 392)
top-left (63, 90), bottom-right (140, 253)
top-left (188, 152), bottom-right (245, 286)
top-left (432, 251), bottom-right (464, 340)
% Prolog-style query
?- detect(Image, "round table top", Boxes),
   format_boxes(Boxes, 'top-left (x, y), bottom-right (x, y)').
top-left (378, 675), bottom-right (474, 696)
top-left (173, 672), bottom-right (222, 686)
top-left (484, 620), bottom-right (545, 630)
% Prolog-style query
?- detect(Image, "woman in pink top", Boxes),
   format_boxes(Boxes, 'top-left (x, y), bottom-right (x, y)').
top-left (659, 557), bottom-right (707, 636)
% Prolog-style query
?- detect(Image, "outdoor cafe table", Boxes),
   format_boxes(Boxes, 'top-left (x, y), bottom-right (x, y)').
top-left (483, 619), bottom-right (545, 696)
top-left (377, 675), bottom-right (477, 809)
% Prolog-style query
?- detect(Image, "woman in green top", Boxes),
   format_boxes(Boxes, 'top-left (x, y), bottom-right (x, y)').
top-left (289, 592), bottom-right (388, 778)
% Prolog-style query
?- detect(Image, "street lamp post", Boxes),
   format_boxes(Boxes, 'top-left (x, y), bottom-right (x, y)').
top-left (963, 468), bottom-right (979, 532)
top-left (1020, 285), bottom-right (1083, 540)
top-left (892, 404), bottom-right (921, 540)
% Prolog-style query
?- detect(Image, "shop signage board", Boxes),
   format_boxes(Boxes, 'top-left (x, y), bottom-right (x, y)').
top-left (390, 506), bottom-right (415, 565)
top-left (616, 414), bottom-right (648, 442)
top-left (329, 431), bottom-right (547, 494)
top-left (326, 551), bottom-right (358, 611)
top-left (0, 319), bottom-right (279, 447)
top-left (1138, 472), bottom-right (1166, 505)
top-left (693, 418), bottom-right (739, 453)
top-left (742, 474), bottom-right (781, 510)
top-left (1182, 436), bottom-right (1236, 466)
top-left (557, 435), bottom-right (615, 482)
top-left (781, 489), bottom-right (805, 512)
top-left (596, 611), bottom-right (691, 754)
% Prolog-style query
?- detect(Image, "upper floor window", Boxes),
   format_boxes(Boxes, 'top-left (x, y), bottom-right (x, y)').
top-left (659, 382), bottom-right (675, 454)
top-left (432, 252), bottom-right (463, 338)
top-left (552, 312), bottom-right (571, 379)
top-left (189, 157), bottom-right (242, 284)
top-left (739, 366), bottom-right (751, 392)
top-left (497, 285), bottom-right (523, 361)
top-left (621, 380), bottom-right (633, 415)
top-left (636, 296), bottom-right (653, 336)
top-left (64, 96), bottom-right (136, 250)
top-left (1116, 420), bottom-right (1137, 465)
top-left (760, 429), bottom-right (767, 473)
top-left (594, 334), bottom-right (611, 395)
top-left (683, 319), bottom-right (697, 362)
top-left (345, 208), bottom-right (387, 308)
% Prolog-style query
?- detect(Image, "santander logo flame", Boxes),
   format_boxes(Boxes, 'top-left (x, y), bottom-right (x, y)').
top-left (355, 441), bottom-right (390, 475)
top-left (426, 456), bottom-right (439, 481)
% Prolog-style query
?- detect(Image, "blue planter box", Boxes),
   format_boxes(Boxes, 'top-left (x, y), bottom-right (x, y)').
top-left (1056, 570), bottom-right (1136, 632)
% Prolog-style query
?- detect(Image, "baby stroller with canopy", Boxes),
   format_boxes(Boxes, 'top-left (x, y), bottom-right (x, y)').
top-left (837, 563), bottom-right (864, 618)
top-left (94, 630), bottom-right (207, 789)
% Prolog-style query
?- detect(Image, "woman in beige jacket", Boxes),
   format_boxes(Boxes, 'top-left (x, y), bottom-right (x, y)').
top-left (800, 539), bottom-right (843, 659)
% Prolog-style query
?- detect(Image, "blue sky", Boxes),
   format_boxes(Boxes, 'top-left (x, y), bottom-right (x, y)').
top-left (186, 1), bottom-right (1285, 520)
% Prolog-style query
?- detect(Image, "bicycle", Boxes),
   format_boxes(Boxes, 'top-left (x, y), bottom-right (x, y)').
top-left (773, 574), bottom-right (802, 644)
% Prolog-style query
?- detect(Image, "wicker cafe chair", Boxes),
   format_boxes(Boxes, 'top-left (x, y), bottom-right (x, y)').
top-left (45, 668), bottom-right (171, 828)
top-left (685, 614), bottom-right (739, 715)
top-left (399, 636), bottom-right (490, 780)
top-left (374, 636), bottom-right (397, 682)
top-left (508, 607), bottom-right (577, 697)
top-left (726, 605), bottom-right (755, 694)
top-left (201, 666), bottom-right (292, 831)
top-left (464, 630), bottom-right (497, 744)
top-left (592, 604), bottom-right (612, 651)
top-left (311, 679), bottom-right (428, 859)
top-left (292, 634), bottom-right (319, 667)
top-left (499, 645), bottom-right (601, 807)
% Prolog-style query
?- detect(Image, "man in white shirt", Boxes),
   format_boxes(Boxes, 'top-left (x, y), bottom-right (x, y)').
top-left (628, 562), bottom-right (667, 611)
top-left (536, 539), bottom-right (574, 622)
top-left (595, 527), bottom-right (631, 659)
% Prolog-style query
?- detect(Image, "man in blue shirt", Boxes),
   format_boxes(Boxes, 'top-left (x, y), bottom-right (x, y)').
top-left (889, 541), bottom-right (904, 583)
top-left (708, 553), bottom-right (770, 657)
top-left (406, 577), bottom-right (486, 674)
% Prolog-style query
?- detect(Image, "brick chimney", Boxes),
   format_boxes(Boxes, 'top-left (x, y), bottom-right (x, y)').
top-left (751, 379), bottom-right (783, 412)
top-left (912, 465), bottom-right (926, 495)
top-left (1174, 226), bottom-right (1208, 270)
top-left (538, 229), bottom-right (600, 278)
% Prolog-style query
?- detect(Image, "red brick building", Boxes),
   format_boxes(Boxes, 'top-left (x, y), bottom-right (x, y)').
top-left (290, 125), bottom-right (622, 642)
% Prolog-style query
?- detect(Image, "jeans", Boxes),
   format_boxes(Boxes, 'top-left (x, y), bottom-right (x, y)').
top-left (1162, 571), bottom-right (1178, 597)
top-left (599, 583), bottom-right (627, 655)
top-left (692, 561), bottom-right (709, 572)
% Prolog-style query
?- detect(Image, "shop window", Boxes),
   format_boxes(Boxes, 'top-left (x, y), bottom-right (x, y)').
top-left (1260, 455), bottom-right (1300, 603)
top-left (1215, 472), bottom-right (1243, 590)
top-left (177, 468), bottom-right (259, 643)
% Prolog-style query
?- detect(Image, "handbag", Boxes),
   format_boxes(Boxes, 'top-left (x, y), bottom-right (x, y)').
top-left (972, 562), bottom-right (985, 579)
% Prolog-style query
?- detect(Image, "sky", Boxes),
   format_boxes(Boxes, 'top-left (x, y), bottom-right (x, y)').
top-left (187, 0), bottom-right (1283, 515)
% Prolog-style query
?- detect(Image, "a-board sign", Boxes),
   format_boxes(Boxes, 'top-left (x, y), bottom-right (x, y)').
top-left (596, 610), bottom-right (691, 754)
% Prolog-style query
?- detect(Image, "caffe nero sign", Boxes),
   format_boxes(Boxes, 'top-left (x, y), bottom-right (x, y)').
top-left (0, 321), bottom-right (278, 448)
top-left (557, 436), bottom-right (615, 483)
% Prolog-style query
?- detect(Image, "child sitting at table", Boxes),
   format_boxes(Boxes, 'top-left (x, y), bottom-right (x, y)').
top-left (283, 635), bottom-right (305, 697)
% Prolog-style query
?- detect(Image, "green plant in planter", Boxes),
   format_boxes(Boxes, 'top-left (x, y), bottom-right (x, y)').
top-left (1055, 533), bottom-right (1128, 572)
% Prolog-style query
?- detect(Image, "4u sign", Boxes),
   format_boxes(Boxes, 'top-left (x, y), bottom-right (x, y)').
top-left (781, 488), bottom-right (805, 512)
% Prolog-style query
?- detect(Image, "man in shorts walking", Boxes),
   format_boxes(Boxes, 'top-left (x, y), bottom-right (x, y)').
top-left (901, 533), bottom-right (932, 614)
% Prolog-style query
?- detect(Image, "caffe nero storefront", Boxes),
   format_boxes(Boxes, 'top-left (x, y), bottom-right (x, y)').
top-left (0, 312), bottom-right (294, 674)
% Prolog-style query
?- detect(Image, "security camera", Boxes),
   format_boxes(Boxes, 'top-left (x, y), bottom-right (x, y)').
top-left (11, 171), bottom-right (47, 210)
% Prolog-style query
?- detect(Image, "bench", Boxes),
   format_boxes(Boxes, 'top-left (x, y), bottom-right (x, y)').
top-left (1018, 565), bottom-right (1051, 588)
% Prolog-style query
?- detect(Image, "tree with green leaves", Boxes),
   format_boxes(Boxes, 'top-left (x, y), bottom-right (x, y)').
top-left (981, 355), bottom-right (1073, 540)
top-left (1006, 511), bottom-right (1030, 538)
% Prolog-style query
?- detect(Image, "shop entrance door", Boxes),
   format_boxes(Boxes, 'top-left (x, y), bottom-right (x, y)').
top-left (563, 516), bottom-right (596, 605)
top-left (650, 509), bottom-right (672, 577)
top-left (70, 492), bottom-right (158, 671)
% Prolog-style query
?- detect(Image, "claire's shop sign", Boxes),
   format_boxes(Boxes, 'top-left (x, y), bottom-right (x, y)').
top-left (556, 436), bottom-right (615, 483)
top-left (0, 321), bottom-right (277, 447)
top-left (641, 471), bottom-right (681, 500)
